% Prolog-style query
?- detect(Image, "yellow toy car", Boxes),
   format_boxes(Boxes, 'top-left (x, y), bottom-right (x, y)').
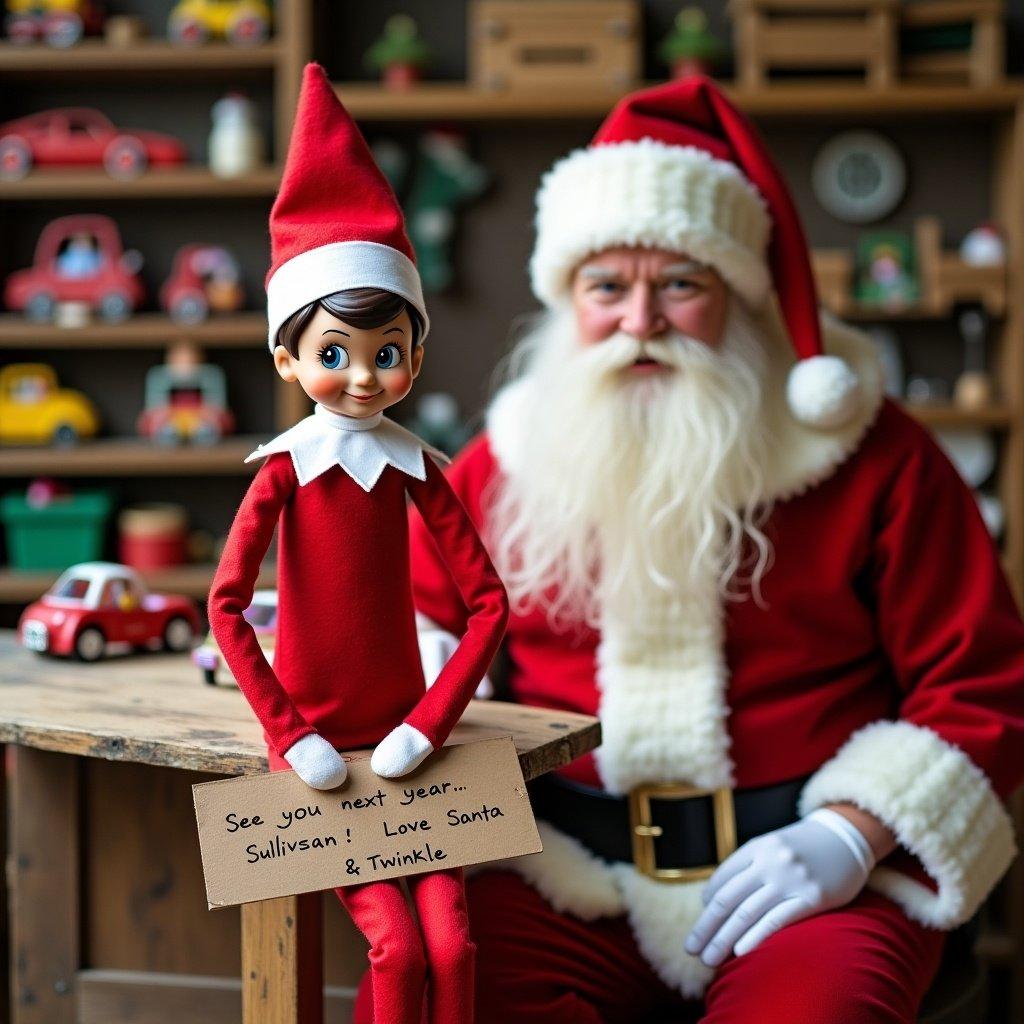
top-left (0, 363), bottom-right (99, 445)
top-left (167, 0), bottom-right (271, 46)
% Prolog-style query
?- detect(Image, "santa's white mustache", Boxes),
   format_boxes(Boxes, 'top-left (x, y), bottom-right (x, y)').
top-left (569, 332), bottom-right (723, 375)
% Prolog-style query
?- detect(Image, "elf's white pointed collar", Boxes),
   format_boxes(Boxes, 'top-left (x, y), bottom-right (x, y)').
top-left (246, 404), bottom-right (448, 491)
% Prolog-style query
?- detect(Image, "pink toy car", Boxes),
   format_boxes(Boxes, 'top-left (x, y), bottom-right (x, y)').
top-left (160, 244), bottom-right (245, 324)
top-left (5, 0), bottom-right (104, 48)
top-left (0, 108), bottom-right (187, 180)
top-left (19, 561), bottom-right (201, 662)
top-left (4, 214), bottom-right (145, 323)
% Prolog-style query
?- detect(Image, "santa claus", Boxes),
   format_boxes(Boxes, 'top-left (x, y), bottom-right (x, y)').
top-left (405, 78), bottom-right (1024, 1021)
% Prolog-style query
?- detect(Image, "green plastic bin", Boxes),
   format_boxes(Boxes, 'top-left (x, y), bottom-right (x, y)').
top-left (1, 491), bottom-right (112, 571)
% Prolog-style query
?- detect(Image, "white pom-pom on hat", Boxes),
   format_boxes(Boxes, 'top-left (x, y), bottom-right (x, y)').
top-left (787, 355), bottom-right (862, 430)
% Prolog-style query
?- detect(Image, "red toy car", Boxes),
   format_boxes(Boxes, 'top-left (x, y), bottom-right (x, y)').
top-left (19, 561), bottom-right (201, 662)
top-left (0, 108), bottom-right (187, 181)
top-left (5, 0), bottom-right (104, 48)
top-left (160, 244), bottom-right (245, 324)
top-left (4, 214), bottom-right (145, 322)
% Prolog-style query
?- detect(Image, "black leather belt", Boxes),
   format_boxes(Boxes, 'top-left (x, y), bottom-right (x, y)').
top-left (529, 773), bottom-right (810, 882)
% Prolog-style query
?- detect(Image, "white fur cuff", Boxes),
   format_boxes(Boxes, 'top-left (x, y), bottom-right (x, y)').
top-left (799, 720), bottom-right (1017, 928)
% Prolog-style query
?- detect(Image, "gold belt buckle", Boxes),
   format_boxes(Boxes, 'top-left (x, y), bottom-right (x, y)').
top-left (628, 782), bottom-right (737, 883)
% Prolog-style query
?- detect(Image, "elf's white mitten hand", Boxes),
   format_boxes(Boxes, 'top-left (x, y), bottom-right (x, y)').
top-left (371, 723), bottom-right (434, 778)
top-left (684, 808), bottom-right (875, 968)
top-left (283, 733), bottom-right (348, 790)
top-left (416, 613), bottom-right (493, 699)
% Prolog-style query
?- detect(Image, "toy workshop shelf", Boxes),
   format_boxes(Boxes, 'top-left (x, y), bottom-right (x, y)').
top-left (0, 563), bottom-right (274, 602)
top-left (0, 311), bottom-right (268, 349)
top-left (0, 166), bottom-right (282, 200)
top-left (0, 40), bottom-right (282, 77)
top-left (333, 80), bottom-right (1024, 122)
top-left (0, 436), bottom-right (267, 476)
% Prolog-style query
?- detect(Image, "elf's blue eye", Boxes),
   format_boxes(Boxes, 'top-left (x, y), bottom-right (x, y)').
top-left (319, 344), bottom-right (348, 370)
top-left (375, 344), bottom-right (403, 369)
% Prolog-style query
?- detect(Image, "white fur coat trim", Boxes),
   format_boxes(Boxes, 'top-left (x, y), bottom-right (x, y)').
top-left (492, 823), bottom-right (715, 997)
top-left (799, 719), bottom-right (1017, 929)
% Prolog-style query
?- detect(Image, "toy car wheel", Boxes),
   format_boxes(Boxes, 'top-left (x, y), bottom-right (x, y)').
top-left (227, 13), bottom-right (268, 45)
top-left (4, 13), bottom-right (38, 44)
top-left (98, 290), bottom-right (132, 323)
top-left (0, 136), bottom-right (32, 180)
top-left (203, 667), bottom-right (217, 686)
top-left (168, 14), bottom-right (208, 45)
top-left (25, 292), bottom-right (56, 322)
top-left (52, 423), bottom-right (79, 446)
top-left (164, 616), bottom-right (195, 653)
top-left (170, 292), bottom-right (208, 325)
top-left (104, 136), bottom-right (148, 179)
top-left (192, 420), bottom-right (221, 446)
top-left (74, 627), bottom-right (106, 662)
top-left (154, 423), bottom-right (182, 446)
top-left (45, 11), bottom-right (84, 47)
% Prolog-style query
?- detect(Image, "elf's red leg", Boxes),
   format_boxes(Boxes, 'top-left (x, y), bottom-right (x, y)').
top-left (335, 879), bottom-right (426, 1024)
top-left (408, 868), bottom-right (475, 1024)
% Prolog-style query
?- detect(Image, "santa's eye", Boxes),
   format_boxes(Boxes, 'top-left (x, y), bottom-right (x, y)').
top-left (319, 344), bottom-right (348, 370)
top-left (375, 344), bottom-right (403, 369)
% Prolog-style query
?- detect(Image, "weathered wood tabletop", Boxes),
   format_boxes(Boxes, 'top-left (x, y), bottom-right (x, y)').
top-left (0, 631), bottom-right (600, 781)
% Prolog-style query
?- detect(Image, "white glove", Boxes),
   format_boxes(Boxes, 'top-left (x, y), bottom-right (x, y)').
top-left (684, 809), bottom-right (875, 967)
top-left (283, 733), bottom-right (348, 790)
top-left (371, 722), bottom-right (434, 778)
top-left (416, 613), bottom-right (493, 699)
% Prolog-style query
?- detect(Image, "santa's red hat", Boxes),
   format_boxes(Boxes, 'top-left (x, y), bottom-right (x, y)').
top-left (265, 63), bottom-right (427, 351)
top-left (530, 77), bottom-right (860, 430)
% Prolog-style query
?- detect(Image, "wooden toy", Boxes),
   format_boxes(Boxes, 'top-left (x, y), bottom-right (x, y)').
top-left (364, 14), bottom-right (432, 90)
top-left (194, 589), bottom-right (276, 685)
top-left (4, 214), bottom-right (145, 323)
top-left (160, 244), bottom-right (245, 323)
top-left (810, 249), bottom-right (854, 316)
top-left (103, 13), bottom-right (146, 46)
top-left (900, 0), bottom-right (1004, 87)
top-left (0, 108), bottom-right (187, 181)
top-left (167, 0), bottom-right (271, 46)
top-left (4, 0), bottom-right (104, 47)
top-left (915, 215), bottom-right (1006, 316)
top-left (732, 0), bottom-right (898, 89)
top-left (137, 341), bottom-right (235, 445)
top-left (0, 363), bottom-right (99, 445)
top-left (18, 561), bottom-right (201, 662)
top-left (469, 0), bottom-right (640, 92)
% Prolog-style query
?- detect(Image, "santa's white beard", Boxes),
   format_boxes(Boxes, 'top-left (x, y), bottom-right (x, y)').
top-left (487, 301), bottom-right (775, 634)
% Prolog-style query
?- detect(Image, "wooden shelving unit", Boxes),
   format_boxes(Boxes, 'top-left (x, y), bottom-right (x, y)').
top-left (0, 311), bottom-right (267, 349)
top-left (0, 436), bottom-right (267, 477)
top-left (0, 563), bottom-right (274, 602)
top-left (0, 166), bottom-right (281, 200)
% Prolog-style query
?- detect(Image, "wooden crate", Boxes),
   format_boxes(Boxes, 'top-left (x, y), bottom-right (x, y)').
top-left (732, 0), bottom-right (898, 89)
top-left (915, 215), bottom-right (1007, 315)
top-left (901, 0), bottom-right (1005, 87)
top-left (469, 1), bottom-right (640, 92)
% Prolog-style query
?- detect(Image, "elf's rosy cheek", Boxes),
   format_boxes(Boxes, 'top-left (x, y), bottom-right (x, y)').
top-left (304, 371), bottom-right (344, 402)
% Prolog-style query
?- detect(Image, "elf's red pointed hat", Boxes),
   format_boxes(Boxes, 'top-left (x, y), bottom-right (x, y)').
top-left (265, 63), bottom-right (427, 351)
top-left (530, 76), bottom-right (860, 430)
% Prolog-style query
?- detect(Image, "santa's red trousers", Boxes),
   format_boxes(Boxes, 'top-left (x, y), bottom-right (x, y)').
top-left (267, 748), bottom-right (474, 1024)
top-left (351, 870), bottom-right (944, 1024)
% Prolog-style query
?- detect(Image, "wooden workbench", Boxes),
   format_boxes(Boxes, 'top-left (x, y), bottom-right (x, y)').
top-left (0, 631), bottom-right (600, 1024)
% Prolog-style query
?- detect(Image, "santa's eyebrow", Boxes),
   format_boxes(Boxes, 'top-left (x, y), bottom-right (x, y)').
top-left (322, 329), bottom-right (350, 337)
top-left (578, 265), bottom-right (622, 280)
top-left (660, 261), bottom-right (709, 278)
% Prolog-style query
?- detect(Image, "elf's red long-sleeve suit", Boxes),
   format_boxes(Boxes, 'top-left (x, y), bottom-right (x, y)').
top-left (209, 423), bottom-right (508, 1024)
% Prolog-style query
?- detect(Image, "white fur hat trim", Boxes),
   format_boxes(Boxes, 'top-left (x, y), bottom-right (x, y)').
top-left (787, 355), bottom-right (862, 430)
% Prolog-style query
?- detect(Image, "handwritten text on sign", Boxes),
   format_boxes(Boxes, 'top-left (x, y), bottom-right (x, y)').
top-left (192, 736), bottom-right (542, 908)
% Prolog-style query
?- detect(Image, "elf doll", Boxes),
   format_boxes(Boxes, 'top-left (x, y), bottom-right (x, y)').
top-left (208, 64), bottom-right (509, 1024)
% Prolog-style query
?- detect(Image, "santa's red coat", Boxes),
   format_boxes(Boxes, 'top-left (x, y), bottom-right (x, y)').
top-left (409, 396), bottom-right (1024, 945)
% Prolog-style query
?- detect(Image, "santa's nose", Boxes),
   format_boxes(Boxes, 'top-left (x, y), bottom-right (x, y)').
top-left (619, 284), bottom-right (668, 340)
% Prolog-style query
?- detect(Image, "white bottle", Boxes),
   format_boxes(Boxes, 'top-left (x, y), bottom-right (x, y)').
top-left (208, 93), bottom-right (265, 178)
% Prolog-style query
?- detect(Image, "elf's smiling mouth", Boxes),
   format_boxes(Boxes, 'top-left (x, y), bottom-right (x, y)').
top-left (344, 390), bottom-right (384, 402)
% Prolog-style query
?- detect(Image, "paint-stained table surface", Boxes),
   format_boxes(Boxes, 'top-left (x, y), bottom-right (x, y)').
top-left (0, 630), bottom-right (600, 780)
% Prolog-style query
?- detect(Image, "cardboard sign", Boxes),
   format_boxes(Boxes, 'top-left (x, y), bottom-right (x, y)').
top-left (193, 736), bottom-right (542, 909)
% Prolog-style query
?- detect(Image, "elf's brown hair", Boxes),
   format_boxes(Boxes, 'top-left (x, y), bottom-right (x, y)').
top-left (275, 287), bottom-right (424, 357)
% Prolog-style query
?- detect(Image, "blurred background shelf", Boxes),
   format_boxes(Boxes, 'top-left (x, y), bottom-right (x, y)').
top-left (333, 80), bottom-right (1024, 122)
top-left (0, 39), bottom-right (282, 75)
top-left (0, 436), bottom-right (266, 476)
top-left (0, 166), bottom-right (281, 200)
top-left (0, 562), bottom-right (274, 601)
top-left (0, 312), bottom-right (267, 348)
top-left (904, 404), bottom-right (1015, 428)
